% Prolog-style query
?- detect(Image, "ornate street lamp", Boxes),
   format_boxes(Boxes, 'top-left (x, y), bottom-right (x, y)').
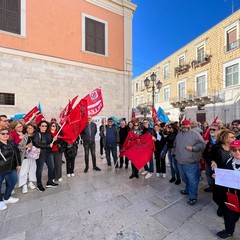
top-left (144, 72), bottom-right (162, 108)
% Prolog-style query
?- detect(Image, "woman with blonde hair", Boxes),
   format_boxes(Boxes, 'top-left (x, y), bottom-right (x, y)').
top-left (211, 128), bottom-right (235, 217)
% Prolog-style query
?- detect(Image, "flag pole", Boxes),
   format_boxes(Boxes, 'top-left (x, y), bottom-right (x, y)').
top-left (51, 121), bottom-right (66, 144)
top-left (0, 149), bottom-right (7, 161)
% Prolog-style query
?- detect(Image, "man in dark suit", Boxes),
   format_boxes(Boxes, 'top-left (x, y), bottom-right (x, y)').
top-left (81, 116), bottom-right (101, 173)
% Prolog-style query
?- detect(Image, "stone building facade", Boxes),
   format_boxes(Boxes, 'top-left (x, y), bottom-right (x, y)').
top-left (0, 0), bottom-right (137, 120)
top-left (132, 10), bottom-right (240, 123)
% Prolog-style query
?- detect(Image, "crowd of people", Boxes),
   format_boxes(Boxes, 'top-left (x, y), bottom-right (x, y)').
top-left (0, 113), bottom-right (240, 239)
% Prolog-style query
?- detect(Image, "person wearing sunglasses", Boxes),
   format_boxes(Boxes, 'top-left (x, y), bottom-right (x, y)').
top-left (33, 120), bottom-right (58, 192)
top-left (211, 129), bottom-right (235, 217)
top-left (212, 140), bottom-right (240, 239)
top-left (128, 122), bottom-right (142, 179)
top-left (0, 127), bottom-right (21, 211)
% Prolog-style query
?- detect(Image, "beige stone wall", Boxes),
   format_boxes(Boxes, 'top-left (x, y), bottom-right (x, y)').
top-left (0, 48), bottom-right (132, 121)
top-left (133, 10), bottom-right (240, 123)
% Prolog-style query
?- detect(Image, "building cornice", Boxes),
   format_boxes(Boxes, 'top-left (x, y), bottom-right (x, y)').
top-left (86, 0), bottom-right (137, 16)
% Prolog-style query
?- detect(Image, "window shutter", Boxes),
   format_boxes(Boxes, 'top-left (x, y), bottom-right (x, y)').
top-left (0, 0), bottom-right (4, 30)
top-left (85, 18), bottom-right (95, 53)
top-left (5, 0), bottom-right (20, 34)
top-left (85, 17), bottom-right (105, 55)
top-left (96, 21), bottom-right (105, 54)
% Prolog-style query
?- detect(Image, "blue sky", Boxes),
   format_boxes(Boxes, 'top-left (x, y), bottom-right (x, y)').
top-left (132, 0), bottom-right (240, 78)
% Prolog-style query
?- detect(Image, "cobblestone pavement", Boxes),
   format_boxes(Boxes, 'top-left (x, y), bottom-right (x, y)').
top-left (0, 142), bottom-right (239, 240)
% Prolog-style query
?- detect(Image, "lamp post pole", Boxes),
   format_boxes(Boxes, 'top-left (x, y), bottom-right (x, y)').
top-left (144, 72), bottom-right (162, 110)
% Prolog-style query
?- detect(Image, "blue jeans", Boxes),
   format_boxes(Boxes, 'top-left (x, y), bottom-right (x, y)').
top-left (144, 157), bottom-right (154, 173)
top-left (178, 163), bottom-right (200, 199)
top-left (168, 149), bottom-right (180, 179)
top-left (0, 170), bottom-right (17, 201)
top-left (105, 144), bottom-right (118, 167)
top-left (36, 153), bottom-right (54, 186)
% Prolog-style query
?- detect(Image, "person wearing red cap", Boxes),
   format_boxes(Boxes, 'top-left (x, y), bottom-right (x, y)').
top-left (212, 140), bottom-right (240, 239)
top-left (174, 120), bottom-right (206, 205)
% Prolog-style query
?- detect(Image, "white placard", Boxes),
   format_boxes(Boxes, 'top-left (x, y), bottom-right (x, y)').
top-left (215, 168), bottom-right (240, 190)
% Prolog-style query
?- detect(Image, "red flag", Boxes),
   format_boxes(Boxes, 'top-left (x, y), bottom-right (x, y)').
top-left (152, 106), bottom-right (158, 124)
top-left (24, 106), bottom-right (40, 123)
top-left (83, 88), bottom-right (103, 117)
top-left (119, 132), bottom-right (155, 170)
top-left (131, 110), bottom-right (136, 122)
top-left (59, 95), bottom-right (79, 125)
top-left (35, 114), bottom-right (45, 124)
top-left (202, 116), bottom-right (218, 141)
top-left (58, 99), bottom-right (88, 144)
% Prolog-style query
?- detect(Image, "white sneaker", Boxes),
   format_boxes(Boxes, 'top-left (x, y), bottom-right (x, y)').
top-left (141, 171), bottom-right (148, 176)
top-left (0, 201), bottom-right (7, 211)
top-left (11, 190), bottom-right (15, 195)
top-left (101, 155), bottom-right (104, 159)
top-left (58, 178), bottom-right (63, 182)
top-left (28, 182), bottom-right (36, 190)
top-left (71, 174), bottom-right (75, 177)
top-left (4, 197), bottom-right (19, 204)
top-left (145, 172), bottom-right (152, 179)
top-left (67, 174), bottom-right (71, 178)
top-left (162, 173), bottom-right (167, 178)
top-left (22, 184), bottom-right (28, 194)
top-left (156, 173), bottom-right (160, 178)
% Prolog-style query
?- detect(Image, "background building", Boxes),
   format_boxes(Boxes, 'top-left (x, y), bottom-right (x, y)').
top-left (132, 10), bottom-right (240, 123)
top-left (0, 0), bottom-right (137, 120)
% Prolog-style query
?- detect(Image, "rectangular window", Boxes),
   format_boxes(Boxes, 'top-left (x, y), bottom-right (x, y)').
top-left (85, 17), bottom-right (105, 55)
top-left (147, 94), bottom-right (151, 104)
top-left (196, 75), bottom-right (206, 96)
top-left (0, 92), bottom-right (15, 105)
top-left (197, 45), bottom-right (205, 62)
top-left (163, 87), bottom-right (170, 101)
top-left (179, 56), bottom-right (184, 66)
top-left (141, 96), bottom-right (144, 104)
top-left (135, 97), bottom-right (138, 107)
top-left (226, 64), bottom-right (239, 87)
top-left (0, 0), bottom-right (21, 34)
top-left (135, 83), bottom-right (138, 92)
top-left (178, 82), bottom-right (186, 99)
top-left (227, 27), bottom-right (237, 51)
top-left (163, 65), bottom-right (169, 80)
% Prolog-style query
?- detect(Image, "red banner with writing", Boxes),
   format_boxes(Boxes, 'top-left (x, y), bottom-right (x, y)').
top-left (119, 132), bottom-right (155, 170)
top-left (83, 88), bottom-right (103, 117)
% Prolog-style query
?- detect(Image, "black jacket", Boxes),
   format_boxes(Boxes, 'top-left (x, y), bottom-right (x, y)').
top-left (33, 132), bottom-right (53, 157)
top-left (0, 141), bottom-right (21, 173)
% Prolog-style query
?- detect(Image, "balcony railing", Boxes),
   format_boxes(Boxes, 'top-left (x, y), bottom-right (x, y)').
top-left (174, 64), bottom-right (190, 75)
top-left (225, 39), bottom-right (240, 52)
top-left (191, 54), bottom-right (211, 68)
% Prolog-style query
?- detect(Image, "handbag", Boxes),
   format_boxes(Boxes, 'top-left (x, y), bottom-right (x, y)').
top-left (25, 146), bottom-right (41, 160)
top-left (225, 189), bottom-right (240, 213)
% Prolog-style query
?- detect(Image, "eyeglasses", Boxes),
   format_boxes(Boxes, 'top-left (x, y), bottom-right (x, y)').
top-left (51, 125), bottom-right (56, 127)
top-left (228, 136), bottom-right (236, 139)
top-left (210, 129), bottom-right (216, 131)
top-left (40, 125), bottom-right (47, 127)
top-left (231, 148), bottom-right (240, 153)
top-left (16, 125), bottom-right (23, 128)
top-left (143, 122), bottom-right (148, 124)
top-left (0, 132), bottom-right (9, 135)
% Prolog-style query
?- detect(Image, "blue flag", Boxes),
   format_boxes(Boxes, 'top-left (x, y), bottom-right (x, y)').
top-left (157, 107), bottom-right (170, 123)
top-left (38, 102), bottom-right (42, 113)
